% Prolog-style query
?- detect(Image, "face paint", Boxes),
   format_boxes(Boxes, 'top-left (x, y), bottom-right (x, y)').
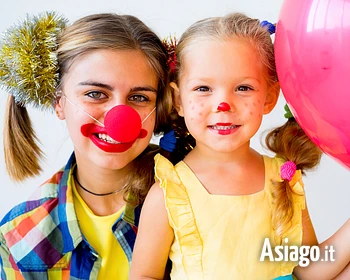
top-left (217, 102), bottom-right (231, 112)
top-left (63, 94), bottom-right (155, 143)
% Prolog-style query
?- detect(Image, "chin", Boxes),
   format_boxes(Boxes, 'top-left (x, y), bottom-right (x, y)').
top-left (96, 155), bottom-right (135, 171)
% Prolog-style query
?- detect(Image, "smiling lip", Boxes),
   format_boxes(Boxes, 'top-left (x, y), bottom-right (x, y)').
top-left (209, 122), bottom-right (240, 135)
top-left (81, 123), bottom-right (147, 153)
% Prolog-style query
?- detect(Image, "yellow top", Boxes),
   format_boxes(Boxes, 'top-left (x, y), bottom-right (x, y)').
top-left (154, 154), bottom-right (306, 280)
top-left (72, 179), bottom-right (129, 280)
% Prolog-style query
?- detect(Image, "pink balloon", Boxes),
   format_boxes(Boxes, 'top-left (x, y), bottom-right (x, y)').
top-left (275, 0), bottom-right (350, 169)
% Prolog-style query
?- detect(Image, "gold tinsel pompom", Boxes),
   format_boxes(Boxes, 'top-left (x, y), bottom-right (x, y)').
top-left (0, 12), bottom-right (67, 109)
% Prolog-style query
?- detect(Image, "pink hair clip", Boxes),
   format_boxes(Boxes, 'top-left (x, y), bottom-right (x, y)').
top-left (280, 161), bottom-right (297, 181)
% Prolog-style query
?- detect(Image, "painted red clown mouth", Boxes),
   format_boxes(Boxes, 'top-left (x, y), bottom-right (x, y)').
top-left (81, 123), bottom-right (148, 153)
top-left (80, 105), bottom-right (151, 153)
top-left (208, 122), bottom-right (240, 135)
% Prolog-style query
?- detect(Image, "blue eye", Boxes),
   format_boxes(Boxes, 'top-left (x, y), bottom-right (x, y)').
top-left (195, 86), bottom-right (211, 92)
top-left (85, 91), bottom-right (108, 100)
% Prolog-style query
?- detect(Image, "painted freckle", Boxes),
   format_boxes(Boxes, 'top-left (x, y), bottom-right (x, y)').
top-left (189, 100), bottom-right (192, 104)
top-left (244, 102), bottom-right (248, 107)
top-left (199, 112), bottom-right (203, 116)
top-left (250, 111), bottom-right (253, 115)
top-left (201, 103), bottom-right (204, 107)
top-left (191, 105), bottom-right (195, 110)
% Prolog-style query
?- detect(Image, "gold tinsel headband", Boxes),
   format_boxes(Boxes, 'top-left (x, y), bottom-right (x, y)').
top-left (0, 12), bottom-right (67, 109)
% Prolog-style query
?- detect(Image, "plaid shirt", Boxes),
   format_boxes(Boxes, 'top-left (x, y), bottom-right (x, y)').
top-left (0, 153), bottom-right (141, 280)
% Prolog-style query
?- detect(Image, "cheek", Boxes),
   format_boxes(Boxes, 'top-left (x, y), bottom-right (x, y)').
top-left (248, 111), bottom-right (262, 118)
top-left (142, 114), bottom-right (156, 132)
top-left (185, 99), bottom-right (205, 117)
top-left (64, 108), bottom-right (94, 135)
top-left (246, 99), bottom-right (264, 117)
top-left (139, 116), bottom-right (155, 143)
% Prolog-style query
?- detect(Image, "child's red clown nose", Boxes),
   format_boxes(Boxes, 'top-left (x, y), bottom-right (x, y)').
top-left (104, 105), bottom-right (142, 143)
top-left (217, 102), bottom-right (231, 112)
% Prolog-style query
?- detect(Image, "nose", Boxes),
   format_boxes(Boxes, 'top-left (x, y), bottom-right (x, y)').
top-left (104, 105), bottom-right (142, 143)
top-left (217, 102), bottom-right (231, 112)
top-left (104, 96), bottom-right (127, 115)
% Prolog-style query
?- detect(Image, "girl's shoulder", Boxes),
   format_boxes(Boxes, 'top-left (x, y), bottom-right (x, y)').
top-left (0, 168), bottom-right (65, 227)
top-left (154, 153), bottom-right (191, 203)
top-left (0, 167), bottom-right (79, 273)
top-left (154, 153), bottom-right (182, 185)
top-left (263, 155), bottom-right (282, 181)
top-left (1, 153), bottom-right (78, 227)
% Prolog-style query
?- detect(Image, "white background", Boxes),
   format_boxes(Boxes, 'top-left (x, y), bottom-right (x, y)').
top-left (0, 0), bottom-right (349, 242)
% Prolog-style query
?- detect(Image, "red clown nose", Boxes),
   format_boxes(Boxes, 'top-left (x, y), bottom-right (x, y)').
top-left (104, 105), bottom-right (142, 143)
top-left (217, 102), bottom-right (231, 112)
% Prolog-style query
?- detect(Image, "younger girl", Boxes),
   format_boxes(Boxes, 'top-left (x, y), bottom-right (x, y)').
top-left (130, 13), bottom-right (322, 279)
top-left (0, 12), bottom-right (172, 279)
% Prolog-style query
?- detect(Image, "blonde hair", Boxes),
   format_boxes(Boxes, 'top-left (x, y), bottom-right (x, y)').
top-left (175, 13), bottom-right (277, 86)
top-left (266, 119), bottom-right (321, 237)
top-left (4, 13), bottom-right (172, 204)
top-left (171, 12), bottom-right (321, 237)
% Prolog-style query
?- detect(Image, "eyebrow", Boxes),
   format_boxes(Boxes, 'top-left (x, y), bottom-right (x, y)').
top-left (78, 81), bottom-right (157, 93)
top-left (78, 81), bottom-right (113, 91)
top-left (130, 86), bottom-right (157, 93)
top-left (240, 77), bottom-right (262, 83)
top-left (187, 76), bottom-right (262, 83)
top-left (186, 77), bottom-right (213, 83)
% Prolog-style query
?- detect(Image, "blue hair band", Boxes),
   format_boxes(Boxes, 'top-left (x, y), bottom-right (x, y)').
top-left (260, 20), bottom-right (276, 35)
top-left (159, 129), bottom-right (177, 152)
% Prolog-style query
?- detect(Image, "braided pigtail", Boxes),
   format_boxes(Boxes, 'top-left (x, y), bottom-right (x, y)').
top-left (266, 106), bottom-right (322, 237)
top-left (170, 115), bottom-right (195, 163)
top-left (0, 12), bottom-right (67, 181)
top-left (161, 36), bottom-right (195, 164)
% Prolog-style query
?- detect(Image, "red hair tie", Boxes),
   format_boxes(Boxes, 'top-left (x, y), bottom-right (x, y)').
top-left (162, 36), bottom-right (177, 73)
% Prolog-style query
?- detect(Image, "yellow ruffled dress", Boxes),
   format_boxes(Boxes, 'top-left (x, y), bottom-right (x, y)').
top-left (154, 154), bottom-right (305, 280)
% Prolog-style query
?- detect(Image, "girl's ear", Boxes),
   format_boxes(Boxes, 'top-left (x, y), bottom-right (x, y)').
top-left (170, 82), bottom-right (184, 117)
top-left (263, 81), bottom-right (280, 114)
top-left (54, 93), bottom-right (66, 120)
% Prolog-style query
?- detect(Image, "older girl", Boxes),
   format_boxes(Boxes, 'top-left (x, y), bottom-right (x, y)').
top-left (0, 12), bottom-right (172, 279)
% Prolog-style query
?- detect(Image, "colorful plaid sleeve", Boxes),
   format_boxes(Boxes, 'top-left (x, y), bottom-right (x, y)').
top-left (0, 231), bottom-right (25, 280)
top-left (0, 152), bottom-right (140, 279)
